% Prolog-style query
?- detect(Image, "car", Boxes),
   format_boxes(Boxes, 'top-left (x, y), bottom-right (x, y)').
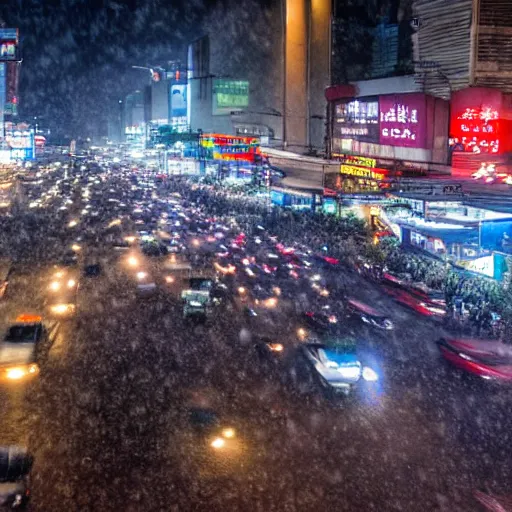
top-left (301, 341), bottom-right (379, 397)
top-left (437, 337), bottom-right (512, 381)
top-left (345, 298), bottom-right (394, 330)
top-left (141, 241), bottom-right (168, 257)
top-left (61, 249), bottom-right (78, 266)
top-left (0, 315), bottom-right (47, 381)
top-left (181, 289), bottom-right (211, 322)
top-left (83, 262), bottom-right (101, 277)
top-left (299, 309), bottom-right (340, 337)
top-left (47, 269), bottom-right (78, 316)
top-left (0, 446), bottom-right (33, 509)
top-left (254, 336), bottom-right (285, 363)
top-left (385, 287), bottom-right (446, 318)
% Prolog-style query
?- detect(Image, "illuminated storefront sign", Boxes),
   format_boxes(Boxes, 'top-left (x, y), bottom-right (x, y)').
top-left (340, 164), bottom-right (386, 180)
top-left (379, 94), bottom-right (426, 148)
top-left (333, 98), bottom-right (380, 144)
top-left (323, 198), bottom-right (337, 215)
top-left (451, 107), bottom-right (500, 154)
top-left (342, 155), bottom-right (376, 168)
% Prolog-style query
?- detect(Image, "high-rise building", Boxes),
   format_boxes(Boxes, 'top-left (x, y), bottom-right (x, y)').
top-left (188, 0), bottom-right (331, 153)
top-left (0, 28), bottom-right (20, 151)
top-left (324, 0), bottom-right (512, 181)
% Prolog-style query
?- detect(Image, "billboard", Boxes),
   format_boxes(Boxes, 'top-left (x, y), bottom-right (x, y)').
top-left (6, 129), bottom-right (35, 160)
top-left (379, 93), bottom-right (427, 148)
top-left (4, 62), bottom-right (19, 115)
top-left (333, 98), bottom-right (380, 143)
top-left (170, 84), bottom-right (187, 118)
top-left (450, 88), bottom-right (503, 154)
top-left (0, 64), bottom-right (5, 141)
top-left (0, 29), bottom-right (19, 62)
top-left (212, 79), bottom-right (249, 115)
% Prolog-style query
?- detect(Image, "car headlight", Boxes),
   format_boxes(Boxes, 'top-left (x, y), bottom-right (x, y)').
top-left (50, 303), bottom-right (75, 315)
top-left (211, 437), bottom-right (226, 449)
top-left (6, 367), bottom-right (26, 380)
top-left (222, 427), bottom-right (236, 439)
top-left (362, 367), bottom-right (379, 382)
top-left (49, 281), bottom-right (61, 292)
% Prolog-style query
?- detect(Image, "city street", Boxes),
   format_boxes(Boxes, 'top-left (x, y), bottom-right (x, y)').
top-left (0, 162), bottom-right (510, 511)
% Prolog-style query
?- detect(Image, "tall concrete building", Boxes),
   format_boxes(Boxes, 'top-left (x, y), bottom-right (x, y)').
top-left (284, 0), bottom-right (331, 151)
top-left (189, 0), bottom-right (331, 154)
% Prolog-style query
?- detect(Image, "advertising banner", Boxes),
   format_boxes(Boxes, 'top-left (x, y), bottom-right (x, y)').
top-left (379, 93), bottom-right (427, 148)
top-left (170, 84), bottom-right (187, 119)
top-left (340, 164), bottom-right (387, 180)
top-left (333, 98), bottom-right (379, 143)
top-left (450, 88), bottom-right (502, 154)
top-left (0, 64), bottom-right (5, 142)
top-left (6, 129), bottom-right (35, 160)
top-left (0, 29), bottom-right (18, 62)
top-left (212, 80), bottom-right (249, 115)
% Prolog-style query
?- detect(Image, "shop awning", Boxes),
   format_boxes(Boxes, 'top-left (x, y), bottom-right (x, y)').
top-left (403, 223), bottom-right (479, 244)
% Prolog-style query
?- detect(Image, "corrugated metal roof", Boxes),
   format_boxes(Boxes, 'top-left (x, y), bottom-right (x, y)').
top-left (413, 0), bottom-right (472, 98)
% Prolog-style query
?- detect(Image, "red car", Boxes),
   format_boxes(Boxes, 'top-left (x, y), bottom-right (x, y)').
top-left (385, 287), bottom-right (446, 318)
top-left (437, 338), bottom-right (512, 381)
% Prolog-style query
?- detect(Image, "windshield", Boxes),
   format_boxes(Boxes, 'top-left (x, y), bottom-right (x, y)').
top-left (4, 326), bottom-right (38, 343)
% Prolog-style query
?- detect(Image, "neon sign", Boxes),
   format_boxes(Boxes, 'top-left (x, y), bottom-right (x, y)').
top-left (379, 94), bottom-right (426, 148)
top-left (340, 164), bottom-right (386, 180)
top-left (381, 103), bottom-right (418, 143)
top-left (451, 107), bottom-right (500, 154)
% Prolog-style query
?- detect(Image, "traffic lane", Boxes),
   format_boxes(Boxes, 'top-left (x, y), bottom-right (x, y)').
top-left (248, 273), bottom-right (512, 502)
top-left (353, 315), bottom-right (512, 499)
top-left (26, 285), bottom-right (268, 509)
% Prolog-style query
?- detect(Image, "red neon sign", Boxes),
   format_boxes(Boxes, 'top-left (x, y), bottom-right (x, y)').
top-left (451, 106), bottom-right (500, 154)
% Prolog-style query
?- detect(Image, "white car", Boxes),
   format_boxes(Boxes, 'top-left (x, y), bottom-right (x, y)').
top-left (0, 315), bottom-right (46, 381)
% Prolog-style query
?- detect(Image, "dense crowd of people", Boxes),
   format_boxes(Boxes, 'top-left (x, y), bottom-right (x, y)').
top-left (166, 176), bottom-right (512, 340)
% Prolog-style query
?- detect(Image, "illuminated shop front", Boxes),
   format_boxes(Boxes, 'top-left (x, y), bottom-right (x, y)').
top-left (378, 193), bottom-right (512, 279)
top-left (324, 155), bottom-right (390, 194)
top-left (450, 88), bottom-right (512, 176)
top-left (328, 88), bottom-right (449, 172)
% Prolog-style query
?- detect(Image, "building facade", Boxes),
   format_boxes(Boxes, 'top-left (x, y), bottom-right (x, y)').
top-left (326, 0), bottom-right (512, 179)
top-left (188, 0), bottom-right (331, 153)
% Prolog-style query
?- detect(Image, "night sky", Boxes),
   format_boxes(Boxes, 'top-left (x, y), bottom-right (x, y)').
top-left (0, 0), bottom-right (212, 138)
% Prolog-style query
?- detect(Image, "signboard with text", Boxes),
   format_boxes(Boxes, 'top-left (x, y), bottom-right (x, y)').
top-left (450, 88), bottom-right (503, 154)
top-left (333, 97), bottom-right (380, 144)
top-left (379, 93), bottom-right (427, 148)
top-left (212, 79), bottom-right (249, 116)
top-left (340, 164), bottom-right (387, 181)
